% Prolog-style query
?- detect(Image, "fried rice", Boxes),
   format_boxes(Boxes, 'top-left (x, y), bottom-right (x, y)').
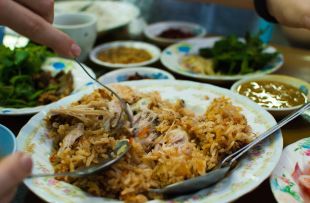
top-left (45, 85), bottom-right (255, 202)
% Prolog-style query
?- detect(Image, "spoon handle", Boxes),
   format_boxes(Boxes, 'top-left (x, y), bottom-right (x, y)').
top-left (74, 58), bottom-right (134, 125)
top-left (222, 102), bottom-right (310, 167)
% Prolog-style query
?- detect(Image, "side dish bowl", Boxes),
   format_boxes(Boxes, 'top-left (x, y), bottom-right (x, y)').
top-left (0, 124), bottom-right (16, 157)
top-left (89, 41), bottom-right (161, 69)
top-left (98, 67), bottom-right (175, 84)
top-left (144, 21), bottom-right (207, 47)
top-left (231, 74), bottom-right (310, 117)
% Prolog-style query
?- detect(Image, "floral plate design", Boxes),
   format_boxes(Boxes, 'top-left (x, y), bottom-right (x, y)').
top-left (17, 80), bottom-right (283, 203)
top-left (270, 137), bottom-right (310, 203)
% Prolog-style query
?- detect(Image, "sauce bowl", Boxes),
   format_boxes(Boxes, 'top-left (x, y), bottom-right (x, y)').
top-left (231, 74), bottom-right (310, 117)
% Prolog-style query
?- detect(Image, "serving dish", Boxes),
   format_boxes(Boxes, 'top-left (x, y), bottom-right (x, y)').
top-left (98, 67), bottom-right (175, 84)
top-left (231, 74), bottom-right (310, 117)
top-left (90, 41), bottom-right (161, 69)
top-left (55, 0), bottom-right (140, 35)
top-left (0, 57), bottom-right (95, 116)
top-left (161, 37), bottom-right (284, 84)
top-left (17, 80), bottom-right (282, 203)
top-left (0, 124), bottom-right (16, 157)
top-left (270, 137), bottom-right (310, 203)
top-left (144, 21), bottom-right (206, 47)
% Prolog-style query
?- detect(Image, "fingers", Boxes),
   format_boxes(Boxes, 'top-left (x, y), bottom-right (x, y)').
top-left (267, 0), bottom-right (310, 29)
top-left (0, 0), bottom-right (81, 58)
top-left (0, 152), bottom-right (32, 197)
top-left (15, 0), bottom-right (54, 23)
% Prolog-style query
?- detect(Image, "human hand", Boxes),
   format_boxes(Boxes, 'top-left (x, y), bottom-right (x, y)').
top-left (0, 152), bottom-right (32, 203)
top-left (0, 0), bottom-right (81, 58)
top-left (267, 0), bottom-right (310, 29)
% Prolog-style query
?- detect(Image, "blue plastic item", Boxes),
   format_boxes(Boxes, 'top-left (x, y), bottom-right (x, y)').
top-left (0, 124), bottom-right (16, 157)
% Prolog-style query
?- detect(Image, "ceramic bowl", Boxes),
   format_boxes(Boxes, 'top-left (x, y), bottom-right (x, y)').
top-left (54, 12), bottom-right (97, 62)
top-left (231, 74), bottom-right (310, 117)
top-left (0, 124), bottom-right (16, 157)
top-left (89, 41), bottom-right (161, 69)
top-left (144, 21), bottom-right (207, 47)
top-left (98, 67), bottom-right (175, 84)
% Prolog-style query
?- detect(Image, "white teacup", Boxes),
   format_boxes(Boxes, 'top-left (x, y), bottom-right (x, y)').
top-left (54, 13), bottom-right (97, 61)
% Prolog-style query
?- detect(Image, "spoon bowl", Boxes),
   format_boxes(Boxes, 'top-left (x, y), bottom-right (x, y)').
top-left (28, 139), bottom-right (130, 178)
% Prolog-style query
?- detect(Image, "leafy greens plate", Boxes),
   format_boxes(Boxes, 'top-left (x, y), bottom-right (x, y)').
top-left (0, 57), bottom-right (95, 115)
top-left (17, 80), bottom-right (283, 203)
top-left (161, 37), bottom-right (284, 84)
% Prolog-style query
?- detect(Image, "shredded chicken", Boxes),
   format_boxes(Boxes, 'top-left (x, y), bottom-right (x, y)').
top-left (58, 123), bottom-right (84, 154)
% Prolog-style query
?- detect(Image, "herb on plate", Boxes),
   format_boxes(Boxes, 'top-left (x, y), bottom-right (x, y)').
top-left (199, 33), bottom-right (279, 75)
top-left (0, 43), bottom-right (73, 108)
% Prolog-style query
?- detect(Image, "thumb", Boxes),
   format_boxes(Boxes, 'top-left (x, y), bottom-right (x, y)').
top-left (0, 152), bottom-right (32, 196)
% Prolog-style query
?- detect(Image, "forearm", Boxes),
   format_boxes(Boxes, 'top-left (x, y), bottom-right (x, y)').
top-left (179, 0), bottom-right (254, 9)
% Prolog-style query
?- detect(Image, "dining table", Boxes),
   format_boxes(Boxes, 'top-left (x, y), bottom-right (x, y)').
top-left (1, 36), bottom-right (310, 203)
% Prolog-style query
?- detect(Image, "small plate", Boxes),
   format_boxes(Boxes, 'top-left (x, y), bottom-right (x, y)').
top-left (270, 137), bottom-right (310, 203)
top-left (55, 0), bottom-right (140, 35)
top-left (0, 57), bottom-right (95, 116)
top-left (98, 67), bottom-right (175, 84)
top-left (90, 41), bottom-right (161, 69)
top-left (161, 37), bottom-right (284, 84)
top-left (231, 74), bottom-right (310, 117)
top-left (144, 21), bottom-right (207, 47)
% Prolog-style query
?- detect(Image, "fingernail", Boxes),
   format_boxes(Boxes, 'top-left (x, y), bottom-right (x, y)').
top-left (71, 43), bottom-right (81, 57)
top-left (20, 154), bottom-right (33, 172)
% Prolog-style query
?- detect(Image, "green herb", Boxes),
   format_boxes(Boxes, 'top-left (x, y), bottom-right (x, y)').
top-left (0, 43), bottom-right (56, 108)
top-left (199, 33), bottom-right (279, 75)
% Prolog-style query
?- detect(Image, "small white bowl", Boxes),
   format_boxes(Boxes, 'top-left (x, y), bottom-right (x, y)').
top-left (144, 21), bottom-right (207, 47)
top-left (98, 67), bottom-right (175, 84)
top-left (231, 74), bottom-right (310, 117)
top-left (89, 41), bottom-right (161, 69)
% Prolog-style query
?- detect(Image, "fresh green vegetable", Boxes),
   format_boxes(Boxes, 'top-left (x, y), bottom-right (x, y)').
top-left (199, 33), bottom-right (279, 75)
top-left (0, 43), bottom-right (60, 108)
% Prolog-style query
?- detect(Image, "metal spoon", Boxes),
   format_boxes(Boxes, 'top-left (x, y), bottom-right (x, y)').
top-left (74, 58), bottom-right (134, 127)
top-left (150, 102), bottom-right (310, 195)
top-left (79, 0), bottom-right (95, 12)
top-left (28, 139), bottom-right (130, 178)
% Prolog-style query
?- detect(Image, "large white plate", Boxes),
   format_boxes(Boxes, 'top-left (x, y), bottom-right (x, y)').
top-left (17, 80), bottom-right (283, 203)
top-left (55, 1), bottom-right (140, 35)
top-left (270, 137), bottom-right (310, 203)
top-left (161, 37), bottom-right (284, 84)
top-left (0, 57), bottom-right (95, 115)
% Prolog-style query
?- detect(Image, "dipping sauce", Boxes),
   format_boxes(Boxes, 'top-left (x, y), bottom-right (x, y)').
top-left (97, 47), bottom-right (152, 64)
top-left (158, 28), bottom-right (194, 39)
top-left (237, 80), bottom-right (308, 108)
